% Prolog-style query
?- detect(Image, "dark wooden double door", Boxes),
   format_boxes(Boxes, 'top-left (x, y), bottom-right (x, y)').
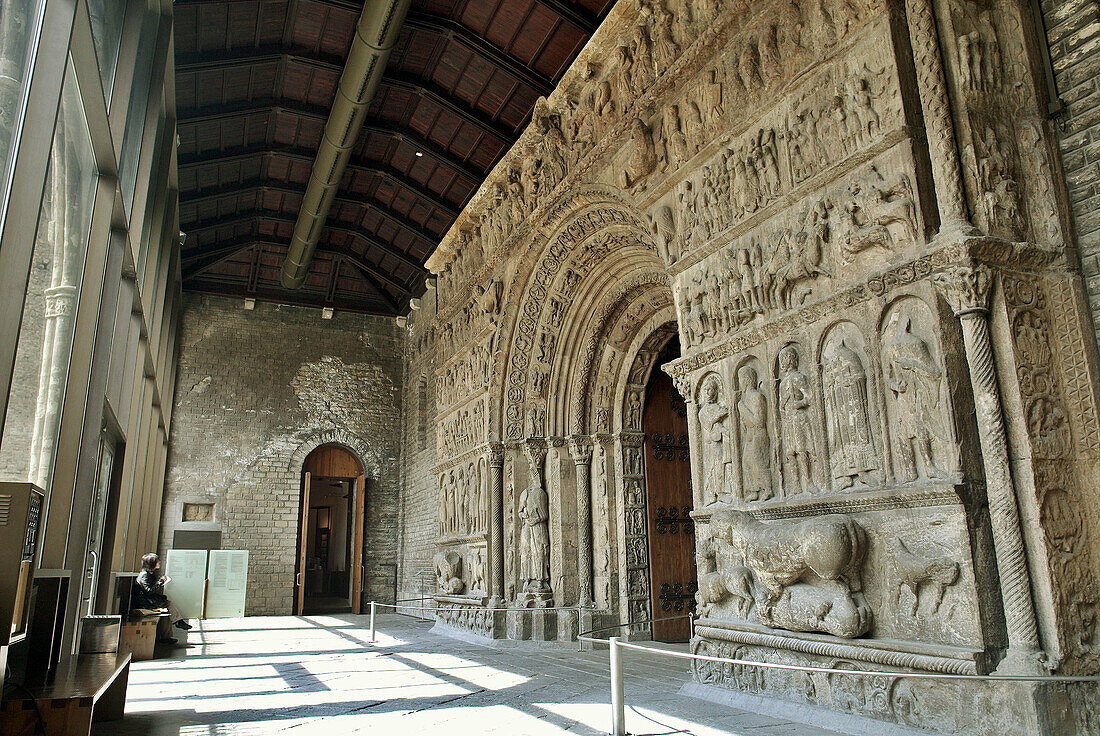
top-left (643, 368), bottom-right (697, 642)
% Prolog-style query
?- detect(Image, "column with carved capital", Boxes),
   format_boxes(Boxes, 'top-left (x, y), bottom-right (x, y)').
top-left (569, 436), bottom-right (594, 607)
top-left (933, 265), bottom-right (1043, 672)
top-left (904, 0), bottom-right (971, 232)
top-left (488, 443), bottom-right (505, 607)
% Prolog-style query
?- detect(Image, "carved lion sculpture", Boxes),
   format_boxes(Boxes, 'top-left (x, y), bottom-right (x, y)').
top-left (434, 550), bottom-right (465, 595)
top-left (714, 509), bottom-right (873, 637)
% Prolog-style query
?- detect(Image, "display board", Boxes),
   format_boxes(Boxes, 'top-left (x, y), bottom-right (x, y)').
top-left (205, 549), bottom-right (248, 618)
top-left (164, 549), bottom-right (208, 619)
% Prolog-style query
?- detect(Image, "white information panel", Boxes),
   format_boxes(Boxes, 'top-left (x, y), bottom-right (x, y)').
top-left (164, 549), bottom-right (208, 619)
top-left (205, 549), bottom-right (248, 618)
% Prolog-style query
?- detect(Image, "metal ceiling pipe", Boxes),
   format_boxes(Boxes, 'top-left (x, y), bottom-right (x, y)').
top-left (279, 0), bottom-right (411, 289)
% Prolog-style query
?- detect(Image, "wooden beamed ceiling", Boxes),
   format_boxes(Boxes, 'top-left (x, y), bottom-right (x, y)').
top-left (175, 0), bottom-right (614, 315)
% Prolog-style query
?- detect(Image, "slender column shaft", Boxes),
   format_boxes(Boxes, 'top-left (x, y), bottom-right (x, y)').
top-left (935, 266), bottom-right (1042, 670)
top-left (570, 436), bottom-right (594, 607)
top-left (905, 0), bottom-right (969, 230)
top-left (489, 444), bottom-right (505, 605)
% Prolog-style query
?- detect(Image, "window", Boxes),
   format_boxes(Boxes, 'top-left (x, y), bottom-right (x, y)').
top-left (87, 0), bottom-right (126, 104)
top-left (0, 58), bottom-right (99, 491)
top-left (0, 1), bottom-right (46, 231)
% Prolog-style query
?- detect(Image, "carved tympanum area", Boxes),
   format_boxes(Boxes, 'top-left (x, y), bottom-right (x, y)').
top-left (409, 0), bottom-right (1100, 733)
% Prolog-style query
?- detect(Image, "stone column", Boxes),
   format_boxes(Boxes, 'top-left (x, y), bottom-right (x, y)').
top-left (488, 443), bottom-right (505, 607)
top-left (933, 265), bottom-right (1044, 672)
top-left (905, 0), bottom-right (971, 232)
top-left (569, 435), bottom-right (594, 608)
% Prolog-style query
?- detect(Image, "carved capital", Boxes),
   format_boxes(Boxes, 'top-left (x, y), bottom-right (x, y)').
top-left (933, 265), bottom-right (993, 317)
top-left (488, 443), bottom-right (505, 468)
top-left (524, 438), bottom-right (548, 467)
top-left (672, 374), bottom-right (692, 402)
top-left (568, 435), bottom-right (594, 466)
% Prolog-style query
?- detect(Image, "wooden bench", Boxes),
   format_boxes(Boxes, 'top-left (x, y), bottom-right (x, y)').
top-left (0, 652), bottom-right (130, 736)
top-left (118, 611), bottom-right (171, 662)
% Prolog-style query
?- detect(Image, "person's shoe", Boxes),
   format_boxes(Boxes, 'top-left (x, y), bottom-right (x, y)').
top-left (174, 620), bottom-right (192, 630)
top-left (158, 637), bottom-right (178, 645)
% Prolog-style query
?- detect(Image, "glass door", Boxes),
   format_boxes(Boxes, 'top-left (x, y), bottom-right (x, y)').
top-left (80, 431), bottom-right (115, 616)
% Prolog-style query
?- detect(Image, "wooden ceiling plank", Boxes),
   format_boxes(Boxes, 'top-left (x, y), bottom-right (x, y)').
top-left (404, 11), bottom-right (554, 96)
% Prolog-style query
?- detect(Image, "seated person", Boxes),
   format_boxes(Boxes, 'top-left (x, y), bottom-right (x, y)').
top-left (132, 553), bottom-right (192, 642)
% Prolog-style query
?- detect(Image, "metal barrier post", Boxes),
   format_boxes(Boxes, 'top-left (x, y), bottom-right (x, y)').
top-left (689, 611), bottom-right (695, 640)
top-left (369, 600), bottom-right (377, 642)
top-left (609, 636), bottom-right (626, 736)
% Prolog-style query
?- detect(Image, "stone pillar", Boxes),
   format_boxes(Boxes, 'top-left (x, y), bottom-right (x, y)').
top-left (488, 442), bottom-right (505, 607)
top-left (569, 435), bottom-right (594, 608)
top-left (904, 0), bottom-right (971, 232)
top-left (933, 264), bottom-right (1044, 672)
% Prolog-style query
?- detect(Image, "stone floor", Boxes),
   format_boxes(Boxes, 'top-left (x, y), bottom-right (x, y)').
top-left (97, 613), bottom-right (852, 736)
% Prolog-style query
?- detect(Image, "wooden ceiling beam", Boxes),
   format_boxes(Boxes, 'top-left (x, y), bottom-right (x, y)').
top-left (403, 11), bottom-right (555, 96)
top-left (178, 50), bottom-right (515, 143)
top-left (182, 212), bottom-right (428, 274)
top-left (181, 181), bottom-right (443, 252)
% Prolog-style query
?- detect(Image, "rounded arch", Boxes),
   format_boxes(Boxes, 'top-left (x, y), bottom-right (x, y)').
top-left (492, 184), bottom-right (669, 441)
top-left (288, 430), bottom-right (377, 477)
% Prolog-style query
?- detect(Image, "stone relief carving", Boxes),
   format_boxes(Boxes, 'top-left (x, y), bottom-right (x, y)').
top-left (434, 550), bottom-right (465, 595)
top-left (519, 442), bottom-right (552, 607)
top-left (777, 345), bottom-right (817, 497)
top-left (737, 363), bottom-right (775, 503)
top-left (698, 374), bottom-right (731, 505)
top-left (891, 538), bottom-right (959, 617)
top-left (840, 168), bottom-right (919, 257)
top-left (821, 326), bottom-right (880, 491)
top-left (701, 509), bottom-right (872, 638)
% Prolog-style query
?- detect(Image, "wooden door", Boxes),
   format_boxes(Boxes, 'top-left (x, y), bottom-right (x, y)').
top-left (350, 474), bottom-right (366, 614)
top-left (643, 369), bottom-right (696, 641)
top-left (296, 472), bottom-right (311, 615)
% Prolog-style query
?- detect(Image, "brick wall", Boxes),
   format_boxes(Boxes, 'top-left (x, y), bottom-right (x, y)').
top-left (396, 287), bottom-right (440, 611)
top-left (161, 294), bottom-right (403, 615)
top-left (1042, 0), bottom-right (1100, 329)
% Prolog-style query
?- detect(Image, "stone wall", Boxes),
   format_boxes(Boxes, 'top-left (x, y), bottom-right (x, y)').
top-left (396, 286), bottom-right (442, 609)
top-left (161, 294), bottom-right (403, 615)
top-left (1041, 0), bottom-right (1100, 332)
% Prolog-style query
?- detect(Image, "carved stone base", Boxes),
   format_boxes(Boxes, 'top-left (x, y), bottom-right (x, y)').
top-left (690, 627), bottom-right (1086, 735)
top-left (432, 599), bottom-right (617, 648)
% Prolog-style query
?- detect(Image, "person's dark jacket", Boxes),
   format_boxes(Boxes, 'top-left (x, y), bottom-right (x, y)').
top-left (132, 569), bottom-right (168, 610)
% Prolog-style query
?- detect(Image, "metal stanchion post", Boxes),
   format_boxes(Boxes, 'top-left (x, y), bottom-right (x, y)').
top-left (609, 636), bottom-right (626, 736)
top-left (369, 600), bottom-right (377, 642)
top-left (689, 611), bottom-right (695, 640)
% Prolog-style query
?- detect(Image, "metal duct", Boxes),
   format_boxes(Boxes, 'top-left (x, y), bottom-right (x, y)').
top-left (279, 0), bottom-right (412, 289)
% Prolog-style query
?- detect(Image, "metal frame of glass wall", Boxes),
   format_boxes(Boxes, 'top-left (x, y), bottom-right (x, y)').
top-left (0, 0), bottom-right (180, 656)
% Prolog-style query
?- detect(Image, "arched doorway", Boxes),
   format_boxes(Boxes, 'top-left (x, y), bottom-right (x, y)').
top-left (642, 337), bottom-right (696, 641)
top-left (296, 444), bottom-right (365, 615)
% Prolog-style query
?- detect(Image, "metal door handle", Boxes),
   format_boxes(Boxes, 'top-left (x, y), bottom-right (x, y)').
top-left (296, 572), bottom-right (301, 586)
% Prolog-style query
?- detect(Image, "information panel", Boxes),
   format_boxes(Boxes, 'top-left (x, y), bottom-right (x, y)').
top-left (205, 549), bottom-right (248, 618)
top-left (164, 548), bottom-right (208, 619)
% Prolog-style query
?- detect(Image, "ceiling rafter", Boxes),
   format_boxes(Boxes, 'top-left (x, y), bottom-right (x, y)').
top-left (178, 152), bottom-right (462, 217)
top-left (182, 212), bottom-right (428, 274)
top-left (181, 180), bottom-right (449, 245)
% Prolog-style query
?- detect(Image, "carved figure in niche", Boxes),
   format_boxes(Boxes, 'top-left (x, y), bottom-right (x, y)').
top-left (778, 346), bottom-right (816, 496)
top-left (738, 365), bottom-right (774, 502)
top-left (614, 44), bottom-right (635, 101)
top-left (627, 390), bottom-right (642, 430)
top-left (714, 509), bottom-right (873, 638)
top-left (665, 105), bottom-right (689, 167)
top-left (697, 375), bottom-right (731, 504)
top-left (883, 313), bottom-right (946, 483)
top-left (972, 125), bottom-right (1022, 237)
top-left (519, 473), bottom-right (552, 604)
top-left (438, 474), bottom-right (449, 535)
top-left (466, 550), bottom-right (487, 595)
top-left (650, 204), bottom-right (678, 265)
top-left (823, 337), bottom-right (879, 490)
top-left (891, 538), bottom-right (959, 616)
top-left (649, 0), bottom-right (679, 71)
top-left (476, 462), bottom-right (487, 532)
top-left (445, 471), bottom-right (458, 533)
top-left (842, 170), bottom-right (918, 255)
top-left (620, 117), bottom-right (657, 191)
top-left (434, 550), bottom-right (465, 595)
top-left (738, 43), bottom-right (762, 92)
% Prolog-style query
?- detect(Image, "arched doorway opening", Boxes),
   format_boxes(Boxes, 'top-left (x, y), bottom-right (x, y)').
top-left (642, 336), bottom-right (696, 641)
top-left (296, 444), bottom-right (365, 615)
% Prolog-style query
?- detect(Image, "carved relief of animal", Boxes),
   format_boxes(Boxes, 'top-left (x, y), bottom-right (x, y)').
top-left (891, 538), bottom-right (959, 616)
top-left (434, 550), bottom-right (465, 595)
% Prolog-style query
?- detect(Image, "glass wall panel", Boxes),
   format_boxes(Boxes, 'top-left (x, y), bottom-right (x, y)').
top-left (0, 0), bottom-right (45, 229)
top-left (0, 58), bottom-right (99, 492)
top-left (118, 5), bottom-right (158, 208)
top-left (87, 0), bottom-right (125, 104)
